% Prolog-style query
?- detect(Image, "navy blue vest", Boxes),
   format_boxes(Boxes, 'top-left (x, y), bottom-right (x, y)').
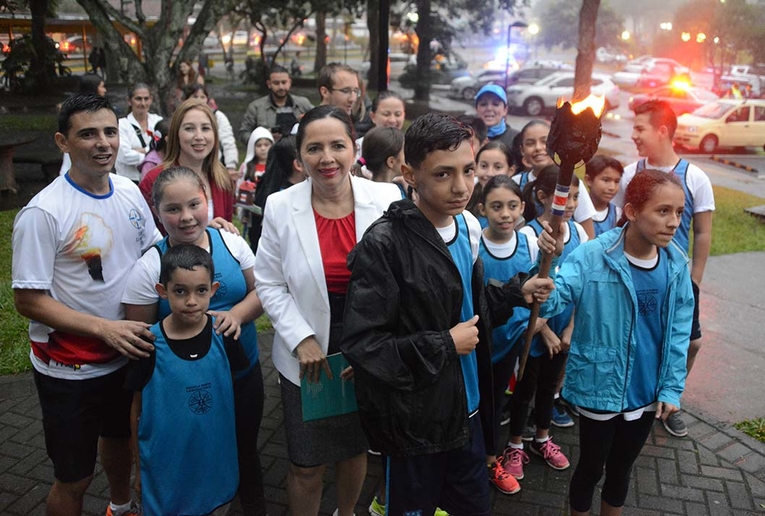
top-left (593, 202), bottom-right (619, 237)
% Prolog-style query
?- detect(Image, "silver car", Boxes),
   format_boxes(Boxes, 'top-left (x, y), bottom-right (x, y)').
top-left (506, 72), bottom-right (621, 116)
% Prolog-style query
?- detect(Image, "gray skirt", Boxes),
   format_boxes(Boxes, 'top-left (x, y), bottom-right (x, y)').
top-left (279, 373), bottom-right (369, 468)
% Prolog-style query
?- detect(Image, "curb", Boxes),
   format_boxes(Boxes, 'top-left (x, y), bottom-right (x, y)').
top-left (710, 154), bottom-right (761, 175)
top-left (0, 371), bottom-right (35, 401)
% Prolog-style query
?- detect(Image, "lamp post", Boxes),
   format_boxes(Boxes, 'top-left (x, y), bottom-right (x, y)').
top-left (528, 23), bottom-right (540, 62)
top-left (505, 21), bottom-right (528, 89)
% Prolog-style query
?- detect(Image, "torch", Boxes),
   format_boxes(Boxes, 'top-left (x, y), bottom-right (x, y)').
top-left (517, 94), bottom-right (605, 380)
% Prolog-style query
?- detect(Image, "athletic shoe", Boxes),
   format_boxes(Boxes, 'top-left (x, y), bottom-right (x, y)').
top-left (434, 508), bottom-right (449, 516)
top-left (663, 411), bottom-right (689, 438)
top-left (563, 400), bottom-right (580, 417)
top-left (503, 447), bottom-right (530, 480)
top-left (369, 496), bottom-right (386, 516)
top-left (105, 504), bottom-right (142, 516)
top-left (530, 438), bottom-right (570, 470)
top-left (488, 456), bottom-right (521, 494)
top-left (551, 403), bottom-right (575, 428)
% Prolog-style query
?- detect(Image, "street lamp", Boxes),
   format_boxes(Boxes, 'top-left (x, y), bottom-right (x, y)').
top-left (505, 21), bottom-right (528, 89)
top-left (681, 32), bottom-right (692, 42)
top-left (528, 23), bottom-right (540, 61)
top-left (621, 30), bottom-right (631, 41)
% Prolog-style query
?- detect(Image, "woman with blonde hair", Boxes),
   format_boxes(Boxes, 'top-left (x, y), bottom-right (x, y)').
top-left (140, 98), bottom-right (236, 234)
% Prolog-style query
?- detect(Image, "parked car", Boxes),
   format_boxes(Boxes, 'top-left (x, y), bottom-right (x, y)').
top-left (449, 69), bottom-right (507, 100)
top-left (629, 84), bottom-right (719, 116)
top-left (506, 64), bottom-right (574, 87)
top-left (57, 35), bottom-right (93, 56)
top-left (399, 53), bottom-right (469, 88)
top-left (596, 47), bottom-right (628, 64)
top-left (674, 99), bottom-right (765, 153)
top-left (506, 72), bottom-right (620, 116)
top-left (613, 57), bottom-right (688, 87)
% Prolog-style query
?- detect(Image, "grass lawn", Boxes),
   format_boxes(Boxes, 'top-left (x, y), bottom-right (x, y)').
top-left (1, 184), bottom-right (764, 376)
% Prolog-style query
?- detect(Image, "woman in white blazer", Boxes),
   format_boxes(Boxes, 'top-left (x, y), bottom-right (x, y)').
top-left (255, 106), bottom-right (401, 516)
top-left (115, 83), bottom-right (163, 182)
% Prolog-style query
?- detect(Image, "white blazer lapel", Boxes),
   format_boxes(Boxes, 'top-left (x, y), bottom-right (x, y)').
top-left (291, 180), bottom-right (329, 305)
top-left (351, 176), bottom-right (380, 241)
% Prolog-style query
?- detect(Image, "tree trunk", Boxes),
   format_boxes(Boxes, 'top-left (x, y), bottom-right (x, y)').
top-left (367, 0), bottom-right (379, 87)
top-left (413, 0), bottom-right (431, 101)
top-left (29, 0), bottom-right (53, 92)
top-left (75, 0), bottom-right (228, 116)
top-left (314, 11), bottom-right (327, 73)
top-left (573, 0), bottom-right (600, 102)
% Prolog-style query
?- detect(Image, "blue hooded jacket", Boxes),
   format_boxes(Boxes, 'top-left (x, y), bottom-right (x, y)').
top-left (539, 225), bottom-right (694, 412)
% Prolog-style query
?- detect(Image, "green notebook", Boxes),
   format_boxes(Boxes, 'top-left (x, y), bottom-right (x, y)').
top-left (300, 353), bottom-right (358, 422)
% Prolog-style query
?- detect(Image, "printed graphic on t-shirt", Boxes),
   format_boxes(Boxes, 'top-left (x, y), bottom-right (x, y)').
top-left (62, 213), bottom-right (113, 282)
top-left (637, 288), bottom-right (659, 316)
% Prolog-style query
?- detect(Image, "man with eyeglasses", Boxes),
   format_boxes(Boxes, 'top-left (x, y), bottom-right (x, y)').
top-left (318, 62), bottom-right (361, 116)
top-left (239, 63), bottom-right (314, 144)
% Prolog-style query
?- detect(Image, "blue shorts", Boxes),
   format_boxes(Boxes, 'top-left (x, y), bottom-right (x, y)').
top-left (386, 415), bottom-right (490, 516)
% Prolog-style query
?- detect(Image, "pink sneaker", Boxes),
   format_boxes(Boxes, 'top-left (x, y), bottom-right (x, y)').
top-left (530, 437), bottom-right (570, 470)
top-left (503, 447), bottom-right (530, 480)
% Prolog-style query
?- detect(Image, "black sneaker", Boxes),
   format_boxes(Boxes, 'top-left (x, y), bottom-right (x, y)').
top-left (500, 405), bottom-right (511, 426)
top-left (662, 411), bottom-right (688, 437)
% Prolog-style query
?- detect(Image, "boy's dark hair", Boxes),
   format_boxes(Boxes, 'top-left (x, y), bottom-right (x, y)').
top-left (58, 93), bottom-right (115, 135)
top-left (405, 113), bottom-right (472, 169)
top-left (456, 115), bottom-right (488, 145)
top-left (159, 244), bottom-right (215, 286)
top-left (634, 100), bottom-right (677, 139)
top-left (585, 155), bottom-right (624, 178)
top-left (269, 63), bottom-right (289, 77)
top-left (318, 62), bottom-right (357, 93)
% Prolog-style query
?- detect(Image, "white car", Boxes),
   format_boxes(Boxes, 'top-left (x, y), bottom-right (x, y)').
top-left (449, 70), bottom-right (507, 100)
top-left (613, 58), bottom-right (689, 87)
top-left (506, 72), bottom-right (621, 116)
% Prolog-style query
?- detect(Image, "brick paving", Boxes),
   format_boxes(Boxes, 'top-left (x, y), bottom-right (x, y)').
top-left (1, 332), bottom-right (764, 515)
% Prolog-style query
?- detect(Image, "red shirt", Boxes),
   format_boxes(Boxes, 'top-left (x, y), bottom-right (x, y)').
top-left (314, 209), bottom-right (356, 295)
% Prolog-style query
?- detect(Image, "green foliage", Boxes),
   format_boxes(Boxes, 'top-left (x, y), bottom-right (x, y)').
top-left (734, 418), bottom-right (765, 443)
top-left (1, 34), bottom-right (70, 93)
top-left (0, 114), bottom-right (58, 133)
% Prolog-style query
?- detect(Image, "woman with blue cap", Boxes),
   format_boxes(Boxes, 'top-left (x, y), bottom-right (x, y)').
top-left (475, 84), bottom-right (519, 149)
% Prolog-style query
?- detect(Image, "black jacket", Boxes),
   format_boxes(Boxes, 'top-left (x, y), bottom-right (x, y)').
top-left (340, 200), bottom-right (528, 457)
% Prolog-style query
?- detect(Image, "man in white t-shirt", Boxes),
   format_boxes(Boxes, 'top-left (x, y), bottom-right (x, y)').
top-left (614, 99), bottom-right (715, 439)
top-left (12, 94), bottom-right (161, 516)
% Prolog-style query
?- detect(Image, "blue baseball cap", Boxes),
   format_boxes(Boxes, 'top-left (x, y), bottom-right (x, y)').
top-left (475, 84), bottom-right (507, 105)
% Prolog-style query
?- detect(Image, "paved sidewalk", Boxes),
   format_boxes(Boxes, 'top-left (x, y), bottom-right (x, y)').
top-left (1, 331), bottom-right (764, 516)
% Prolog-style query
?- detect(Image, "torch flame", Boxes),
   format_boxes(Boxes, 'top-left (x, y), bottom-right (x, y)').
top-left (556, 93), bottom-right (606, 117)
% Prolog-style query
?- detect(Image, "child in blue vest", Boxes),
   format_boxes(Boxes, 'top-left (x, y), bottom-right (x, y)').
top-left (537, 169), bottom-right (694, 515)
top-left (503, 166), bottom-right (589, 481)
top-left (584, 155), bottom-right (624, 237)
top-left (476, 175), bottom-right (535, 496)
top-left (341, 113), bottom-right (553, 516)
top-left (126, 245), bottom-right (249, 516)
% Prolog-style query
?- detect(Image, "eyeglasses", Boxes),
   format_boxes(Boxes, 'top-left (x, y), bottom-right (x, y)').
top-left (332, 87), bottom-right (361, 97)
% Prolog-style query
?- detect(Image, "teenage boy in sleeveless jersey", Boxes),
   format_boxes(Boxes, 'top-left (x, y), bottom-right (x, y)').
top-left (614, 99), bottom-right (714, 438)
top-left (126, 245), bottom-right (249, 515)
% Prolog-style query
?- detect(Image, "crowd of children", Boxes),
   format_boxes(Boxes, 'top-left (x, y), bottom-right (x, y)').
top-left (14, 77), bottom-right (711, 515)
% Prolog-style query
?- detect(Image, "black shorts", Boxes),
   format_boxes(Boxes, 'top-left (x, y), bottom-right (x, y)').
top-left (34, 367), bottom-right (132, 483)
top-left (691, 280), bottom-right (701, 341)
top-left (386, 415), bottom-right (490, 516)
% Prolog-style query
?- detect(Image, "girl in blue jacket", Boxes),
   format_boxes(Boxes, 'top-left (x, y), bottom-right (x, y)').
top-left (537, 169), bottom-right (694, 516)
